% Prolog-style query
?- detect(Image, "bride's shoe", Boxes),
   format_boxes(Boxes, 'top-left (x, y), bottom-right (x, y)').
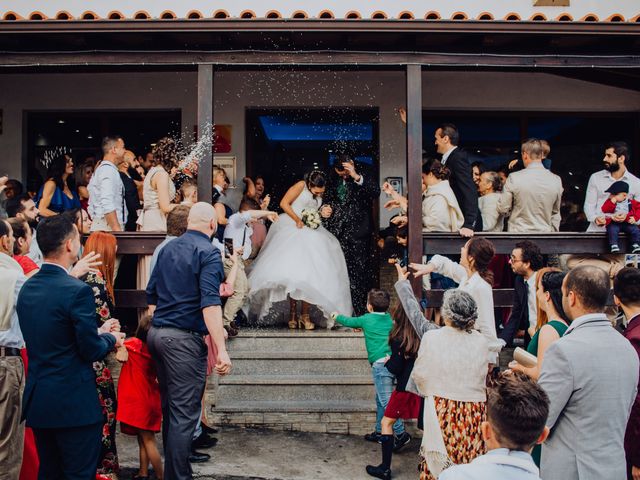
top-left (288, 307), bottom-right (298, 329)
top-left (299, 314), bottom-right (315, 330)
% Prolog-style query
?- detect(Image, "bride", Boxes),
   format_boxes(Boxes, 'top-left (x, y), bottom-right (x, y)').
top-left (247, 170), bottom-right (353, 329)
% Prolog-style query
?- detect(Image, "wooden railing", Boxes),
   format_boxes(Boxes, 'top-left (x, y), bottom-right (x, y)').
top-left (108, 231), bottom-right (625, 310)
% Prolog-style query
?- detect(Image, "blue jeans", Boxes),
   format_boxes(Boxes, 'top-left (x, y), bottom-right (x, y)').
top-left (371, 361), bottom-right (404, 435)
top-left (607, 222), bottom-right (640, 246)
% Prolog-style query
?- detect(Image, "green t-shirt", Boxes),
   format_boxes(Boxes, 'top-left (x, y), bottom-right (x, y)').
top-left (335, 312), bottom-right (393, 364)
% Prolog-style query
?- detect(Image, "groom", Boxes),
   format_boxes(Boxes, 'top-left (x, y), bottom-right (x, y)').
top-left (322, 154), bottom-right (381, 316)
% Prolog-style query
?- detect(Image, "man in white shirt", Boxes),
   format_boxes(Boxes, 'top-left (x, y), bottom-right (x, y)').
top-left (88, 136), bottom-right (127, 231)
top-left (222, 199), bottom-right (277, 335)
top-left (0, 219), bottom-right (26, 478)
top-left (500, 241), bottom-right (544, 347)
top-left (584, 141), bottom-right (640, 232)
top-left (439, 372), bottom-right (550, 480)
top-left (497, 138), bottom-right (563, 232)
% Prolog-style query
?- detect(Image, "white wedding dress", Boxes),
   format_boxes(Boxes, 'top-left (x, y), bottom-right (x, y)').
top-left (247, 185), bottom-right (353, 325)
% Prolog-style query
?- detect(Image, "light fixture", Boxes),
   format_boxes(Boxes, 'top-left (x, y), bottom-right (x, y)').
top-left (87, 135), bottom-right (93, 139)
top-left (58, 119), bottom-right (65, 124)
top-left (75, 129), bottom-right (80, 133)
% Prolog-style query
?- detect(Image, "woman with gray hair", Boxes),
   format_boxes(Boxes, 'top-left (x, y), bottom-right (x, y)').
top-left (410, 288), bottom-right (490, 480)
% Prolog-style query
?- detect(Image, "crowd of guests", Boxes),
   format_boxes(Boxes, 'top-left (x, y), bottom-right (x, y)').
top-left (1, 124), bottom-right (640, 480)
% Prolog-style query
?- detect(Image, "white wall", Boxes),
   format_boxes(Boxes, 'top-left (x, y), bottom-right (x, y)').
top-left (1, 69), bottom-right (639, 224)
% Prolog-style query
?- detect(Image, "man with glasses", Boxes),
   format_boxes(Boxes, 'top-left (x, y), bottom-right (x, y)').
top-left (499, 241), bottom-right (544, 347)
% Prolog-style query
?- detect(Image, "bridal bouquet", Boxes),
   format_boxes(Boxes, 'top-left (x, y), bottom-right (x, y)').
top-left (301, 208), bottom-right (322, 229)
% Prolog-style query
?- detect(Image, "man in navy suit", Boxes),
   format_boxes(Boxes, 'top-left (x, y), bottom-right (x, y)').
top-left (17, 216), bottom-right (124, 480)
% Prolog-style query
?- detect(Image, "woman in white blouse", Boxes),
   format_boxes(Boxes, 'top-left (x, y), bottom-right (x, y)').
top-left (410, 237), bottom-right (503, 362)
top-left (421, 158), bottom-right (465, 232)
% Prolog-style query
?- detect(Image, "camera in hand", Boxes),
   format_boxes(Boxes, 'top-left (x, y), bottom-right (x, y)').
top-left (224, 239), bottom-right (234, 258)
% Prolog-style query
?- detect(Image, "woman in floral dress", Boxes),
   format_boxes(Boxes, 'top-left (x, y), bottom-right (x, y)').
top-left (81, 232), bottom-right (120, 478)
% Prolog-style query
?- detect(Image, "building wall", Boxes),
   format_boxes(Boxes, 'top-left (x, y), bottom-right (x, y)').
top-left (1, 70), bottom-right (639, 224)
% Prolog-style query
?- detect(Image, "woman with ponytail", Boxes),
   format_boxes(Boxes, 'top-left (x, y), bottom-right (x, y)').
top-left (410, 237), bottom-right (503, 363)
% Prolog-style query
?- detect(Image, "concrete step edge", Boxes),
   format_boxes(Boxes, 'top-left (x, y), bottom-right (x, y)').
top-left (229, 351), bottom-right (368, 360)
top-left (232, 329), bottom-right (364, 339)
top-left (219, 375), bottom-right (373, 385)
top-left (213, 400), bottom-right (376, 413)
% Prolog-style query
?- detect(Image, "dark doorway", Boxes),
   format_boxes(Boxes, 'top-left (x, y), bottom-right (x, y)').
top-left (246, 107), bottom-right (380, 210)
top-left (25, 109), bottom-right (181, 192)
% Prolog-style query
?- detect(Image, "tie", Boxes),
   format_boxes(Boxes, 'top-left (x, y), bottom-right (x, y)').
top-left (337, 181), bottom-right (347, 203)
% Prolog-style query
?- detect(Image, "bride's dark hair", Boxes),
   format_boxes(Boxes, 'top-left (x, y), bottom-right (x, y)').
top-left (305, 170), bottom-right (326, 189)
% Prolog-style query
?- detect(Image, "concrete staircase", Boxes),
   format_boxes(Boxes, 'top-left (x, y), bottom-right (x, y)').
top-left (208, 329), bottom-right (377, 435)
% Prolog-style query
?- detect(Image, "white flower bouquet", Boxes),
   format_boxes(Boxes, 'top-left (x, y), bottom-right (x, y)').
top-left (301, 208), bottom-right (322, 230)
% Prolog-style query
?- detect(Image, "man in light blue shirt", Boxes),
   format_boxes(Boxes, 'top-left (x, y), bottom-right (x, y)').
top-left (439, 372), bottom-right (549, 480)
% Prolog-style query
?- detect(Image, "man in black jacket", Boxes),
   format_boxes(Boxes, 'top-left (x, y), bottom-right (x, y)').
top-left (499, 240), bottom-right (545, 347)
top-left (434, 124), bottom-right (482, 236)
top-left (323, 155), bottom-right (381, 315)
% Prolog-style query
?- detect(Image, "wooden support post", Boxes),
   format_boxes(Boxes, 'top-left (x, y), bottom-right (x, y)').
top-left (406, 64), bottom-right (423, 294)
top-left (197, 64), bottom-right (213, 202)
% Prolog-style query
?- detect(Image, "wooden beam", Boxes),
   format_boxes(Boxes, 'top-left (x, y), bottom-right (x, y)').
top-left (0, 51), bottom-right (638, 68)
top-left (406, 64), bottom-right (423, 293)
top-left (423, 231), bottom-right (628, 255)
top-left (197, 64), bottom-right (213, 203)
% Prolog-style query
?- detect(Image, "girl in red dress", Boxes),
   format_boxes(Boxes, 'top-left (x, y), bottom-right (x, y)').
top-left (366, 302), bottom-right (422, 480)
top-left (116, 315), bottom-right (163, 480)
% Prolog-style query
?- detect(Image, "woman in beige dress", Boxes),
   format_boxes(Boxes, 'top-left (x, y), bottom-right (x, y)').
top-left (137, 138), bottom-right (178, 289)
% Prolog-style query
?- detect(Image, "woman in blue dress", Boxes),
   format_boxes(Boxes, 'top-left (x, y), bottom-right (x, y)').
top-left (36, 153), bottom-right (81, 216)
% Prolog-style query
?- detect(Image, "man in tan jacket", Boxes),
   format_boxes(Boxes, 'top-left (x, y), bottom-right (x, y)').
top-left (497, 139), bottom-right (563, 232)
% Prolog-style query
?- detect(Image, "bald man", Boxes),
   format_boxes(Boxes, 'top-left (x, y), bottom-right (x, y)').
top-left (146, 202), bottom-right (231, 480)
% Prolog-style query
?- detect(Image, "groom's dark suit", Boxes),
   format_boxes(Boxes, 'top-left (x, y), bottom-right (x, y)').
top-left (443, 147), bottom-right (482, 231)
top-left (17, 263), bottom-right (116, 480)
top-left (324, 165), bottom-right (381, 315)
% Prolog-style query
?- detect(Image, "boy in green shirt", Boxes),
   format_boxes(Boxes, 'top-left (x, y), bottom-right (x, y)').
top-left (332, 289), bottom-right (407, 445)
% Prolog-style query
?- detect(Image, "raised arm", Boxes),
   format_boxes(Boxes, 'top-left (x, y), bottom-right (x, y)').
top-left (280, 180), bottom-right (306, 227)
top-left (394, 263), bottom-right (438, 338)
top-left (426, 254), bottom-right (468, 284)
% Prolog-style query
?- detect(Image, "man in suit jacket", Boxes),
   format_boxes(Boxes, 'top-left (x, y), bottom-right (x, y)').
top-left (613, 267), bottom-right (640, 480)
top-left (323, 155), bottom-right (381, 315)
top-left (499, 241), bottom-right (544, 347)
top-left (17, 215), bottom-right (123, 480)
top-left (497, 138), bottom-right (563, 233)
top-left (538, 265), bottom-right (638, 480)
top-left (434, 124), bottom-right (481, 236)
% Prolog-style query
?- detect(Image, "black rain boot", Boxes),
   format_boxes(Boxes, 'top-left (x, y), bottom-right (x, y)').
top-left (365, 434), bottom-right (393, 479)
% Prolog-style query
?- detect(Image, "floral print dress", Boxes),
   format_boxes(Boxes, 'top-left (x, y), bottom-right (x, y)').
top-left (83, 271), bottom-right (119, 475)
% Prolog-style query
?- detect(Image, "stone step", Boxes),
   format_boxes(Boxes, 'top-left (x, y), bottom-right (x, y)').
top-left (229, 329), bottom-right (366, 352)
top-left (217, 374), bottom-right (375, 402)
top-left (229, 350), bottom-right (371, 376)
top-left (213, 400), bottom-right (375, 412)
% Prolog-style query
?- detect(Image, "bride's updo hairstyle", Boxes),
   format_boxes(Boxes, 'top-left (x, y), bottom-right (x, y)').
top-left (152, 137), bottom-right (179, 173)
top-left (305, 170), bottom-right (327, 197)
top-left (422, 157), bottom-right (450, 180)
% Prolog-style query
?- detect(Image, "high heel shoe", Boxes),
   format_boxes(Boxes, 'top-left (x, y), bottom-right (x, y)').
top-left (288, 309), bottom-right (298, 329)
top-left (299, 314), bottom-right (315, 330)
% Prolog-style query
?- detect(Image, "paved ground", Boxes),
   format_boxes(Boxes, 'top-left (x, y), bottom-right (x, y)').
top-left (118, 427), bottom-right (421, 480)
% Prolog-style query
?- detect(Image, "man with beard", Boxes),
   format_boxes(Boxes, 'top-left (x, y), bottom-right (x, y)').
top-left (6, 194), bottom-right (42, 266)
top-left (584, 141), bottom-right (640, 231)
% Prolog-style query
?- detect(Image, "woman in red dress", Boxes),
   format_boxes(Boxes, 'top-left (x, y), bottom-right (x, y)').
top-left (116, 314), bottom-right (163, 480)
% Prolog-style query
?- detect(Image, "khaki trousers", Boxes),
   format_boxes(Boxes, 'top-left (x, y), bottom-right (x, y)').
top-left (222, 258), bottom-right (248, 326)
top-left (0, 355), bottom-right (25, 480)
